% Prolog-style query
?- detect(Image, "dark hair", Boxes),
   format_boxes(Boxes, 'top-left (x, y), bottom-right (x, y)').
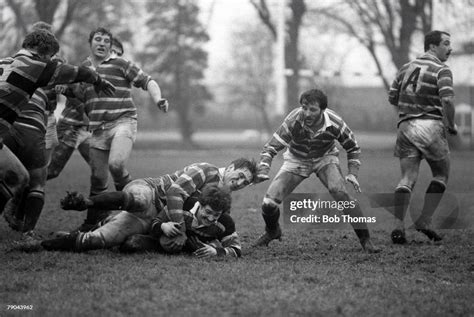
top-left (230, 158), bottom-right (258, 183)
top-left (299, 89), bottom-right (328, 110)
top-left (112, 38), bottom-right (124, 55)
top-left (22, 30), bottom-right (59, 57)
top-left (88, 27), bottom-right (113, 46)
top-left (31, 21), bottom-right (53, 32)
top-left (424, 30), bottom-right (450, 52)
top-left (199, 185), bottom-right (232, 213)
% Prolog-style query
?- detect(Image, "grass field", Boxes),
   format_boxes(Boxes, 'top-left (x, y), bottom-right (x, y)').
top-left (1, 146), bottom-right (473, 316)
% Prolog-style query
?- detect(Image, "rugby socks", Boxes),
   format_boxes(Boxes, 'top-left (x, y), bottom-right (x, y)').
top-left (114, 173), bottom-right (132, 191)
top-left (83, 187), bottom-right (110, 227)
top-left (417, 180), bottom-right (446, 227)
top-left (345, 202), bottom-right (371, 243)
top-left (394, 186), bottom-right (412, 223)
top-left (89, 191), bottom-right (135, 211)
top-left (261, 203), bottom-right (281, 233)
top-left (22, 190), bottom-right (45, 232)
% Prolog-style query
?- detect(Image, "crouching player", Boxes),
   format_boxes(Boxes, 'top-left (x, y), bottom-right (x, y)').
top-left (253, 88), bottom-right (380, 253)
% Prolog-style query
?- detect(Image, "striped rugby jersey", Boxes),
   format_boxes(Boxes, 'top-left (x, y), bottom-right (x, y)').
top-left (79, 56), bottom-right (151, 130)
top-left (151, 202), bottom-right (241, 257)
top-left (260, 108), bottom-right (361, 175)
top-left (388, 53), bottom-right (454, 125)
top-left (0, 49), bottom-right (101, 137)
top-left (58, 84), bottom-right (88, 127)
top-left (144, 162), bottom-right (223, 226)
top-left (14, 88), bottom-right (51, 133)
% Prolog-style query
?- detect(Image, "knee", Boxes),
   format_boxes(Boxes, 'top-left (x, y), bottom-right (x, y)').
top-left (109, 159), bottom-right (125, 176)
top-left (125, 186), bottom-right (152, 212)
top-left (262, 197), bottom-right (280, 215)
top-left (328, 184), bottom-right (349, 201)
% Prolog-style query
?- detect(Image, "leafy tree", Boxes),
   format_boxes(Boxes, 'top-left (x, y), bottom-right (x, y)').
top-left (139, 0), bottom-right (210, 146)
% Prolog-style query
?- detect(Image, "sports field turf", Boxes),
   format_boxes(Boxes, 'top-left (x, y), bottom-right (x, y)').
top-left (1, 146), bottom-right (473, 316)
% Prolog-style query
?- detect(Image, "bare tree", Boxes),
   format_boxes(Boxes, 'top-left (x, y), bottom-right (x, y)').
top-left (310, 0), bottom-right (433, 90)
top-left (223, 21), bottom-right (275, 134)
top-left (1, 0), bottom-right (83, 55)
top-left (250, 0), bottom-right (307, 112)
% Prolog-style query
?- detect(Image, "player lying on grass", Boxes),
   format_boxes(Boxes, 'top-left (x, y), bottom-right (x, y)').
top-left (38, 158), bottom-right (256, 253)
top-left (1, 29), bottom-right (115, 228)
top-left (253, 88), bottom-right (380, 253)
top-left (388, 30), bottom-right (457, 244)
top-left (118, 185), bottom-right (241, 258)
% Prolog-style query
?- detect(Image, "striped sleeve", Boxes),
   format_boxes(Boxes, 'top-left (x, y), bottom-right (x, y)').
top-left (388, 67), bottom-right (405, 106)
top-left (166, 164), bottom-right (220, 225)
top-left (150, 210), bottom-right (170, 238)
top-left (259, 110), bottom-right (296, 171)
top-left (336, 121), bottom-right (361, 176)
top-left (209, 214), bottom-right (241, 257)
top-left (437, 67), bottom-right (454, 98)
top-left (123, 59), bottom-right (151, 90)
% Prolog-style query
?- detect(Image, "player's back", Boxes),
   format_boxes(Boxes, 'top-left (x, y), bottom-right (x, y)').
top-left (396, 53), bottom-right (452, 122)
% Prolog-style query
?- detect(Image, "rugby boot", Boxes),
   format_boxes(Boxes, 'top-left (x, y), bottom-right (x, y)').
top-left (252, 225), bottom-right (282, 247)
top-left (11, 230), bottom-right (43, 252)
top-left (60, 191), bottom-right (89, 211)
top-left (391, 228), bottom-right (407, 244)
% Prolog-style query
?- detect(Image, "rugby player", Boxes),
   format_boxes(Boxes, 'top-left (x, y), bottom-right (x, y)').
top-left (40, 158), bottom-right (256, 254)
top-left (253, 88), bottom-right (380, 253)
top-left (71, 27), bottom-right (169, 231)
top-left (0, 29), bottom-right (115, 225)
top-left (388, 30), bottom-right (457, 244)
top-left (47, 38), bottom-right (124, 180)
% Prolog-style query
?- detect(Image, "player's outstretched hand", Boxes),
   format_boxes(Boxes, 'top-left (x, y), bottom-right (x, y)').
top-left (345, 174), bottom-right (361, 193)
top-left (94, 77), bottom-right (116, 96)
top-left (194, 244), bottom-right (217, 258)
top-left (157, 99), bottom-right (169, 113)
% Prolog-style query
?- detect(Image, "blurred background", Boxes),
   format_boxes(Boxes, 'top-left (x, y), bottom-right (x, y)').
top-left (1, 0), bottom-right (472, 149)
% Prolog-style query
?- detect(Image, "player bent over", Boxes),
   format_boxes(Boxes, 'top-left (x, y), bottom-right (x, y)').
top-left (253, 88), bottom-right (380, 253)
top-left (388, 30), bottom-right (457, 244)
top-left (40, 159), bottom-right (256, 253)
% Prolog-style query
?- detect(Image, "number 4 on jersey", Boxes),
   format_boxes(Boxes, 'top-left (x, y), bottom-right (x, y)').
top-left (402, 67), bottom-right (421, 92)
